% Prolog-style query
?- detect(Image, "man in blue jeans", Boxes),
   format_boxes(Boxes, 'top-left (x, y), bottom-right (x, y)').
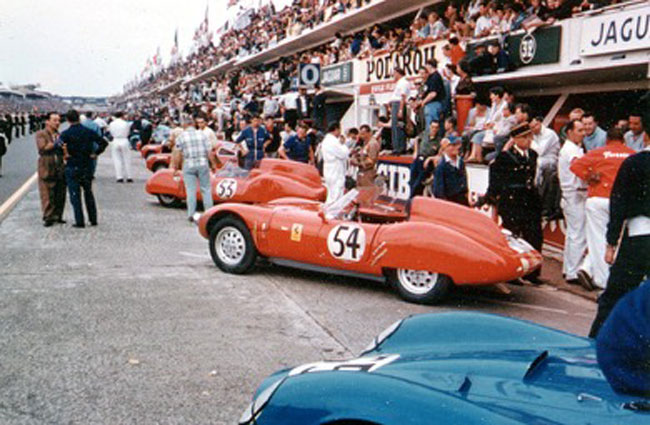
top-left (172, 115), bottom-right (219, 222)
top-left (56, 109), bottom-right (102, 228)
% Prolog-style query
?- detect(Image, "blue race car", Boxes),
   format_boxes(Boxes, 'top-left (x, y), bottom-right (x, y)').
top-left (239, 312), bottom-right (650, 424)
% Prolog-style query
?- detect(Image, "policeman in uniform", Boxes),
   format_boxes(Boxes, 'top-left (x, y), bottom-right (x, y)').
top-left (475, 122), bottom-right (544, 284)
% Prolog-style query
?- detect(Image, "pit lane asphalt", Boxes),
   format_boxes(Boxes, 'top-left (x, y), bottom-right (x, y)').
top-left (0, 151), bottom-right (596, 424)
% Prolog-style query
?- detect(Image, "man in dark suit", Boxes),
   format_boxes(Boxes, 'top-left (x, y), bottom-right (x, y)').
top-left (57, 109), bottom-right (102, 228)
top-left (475, 122), bottom-right (544, 284)
top-left (35, 112), bottom-right (66, 226)
top-left (296, 87), bottom-right (312, 122)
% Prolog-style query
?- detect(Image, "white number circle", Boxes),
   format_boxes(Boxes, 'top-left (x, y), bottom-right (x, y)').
top-left (216, 178), bottom-right (237, 199)
top-left (327, 224), bottom-right (366, 262)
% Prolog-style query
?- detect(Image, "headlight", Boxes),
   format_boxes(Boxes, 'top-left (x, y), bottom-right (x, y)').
top-left (361, 319), bottom-right (403, 355)
top-left (239, 377), bottom-right (284, 425)
top-left (502, 229), bottom-right (534, 253)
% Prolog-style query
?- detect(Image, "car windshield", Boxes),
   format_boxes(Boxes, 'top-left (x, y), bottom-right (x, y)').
top-left (215, 162), bottom-right (250, 178)
top-left (323, 178), bottom-right (397, 221)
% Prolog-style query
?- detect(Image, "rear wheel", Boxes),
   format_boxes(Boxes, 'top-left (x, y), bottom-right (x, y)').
top-left (156, 194), bottom-right (182, 208)
top-left (388, 269), bottom-right (452, 305)
top-left (209, 216), bottom-right (257, 274)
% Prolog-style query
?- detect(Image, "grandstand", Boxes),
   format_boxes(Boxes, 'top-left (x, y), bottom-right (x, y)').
top-left (119, 0), bottom-right (649, 128)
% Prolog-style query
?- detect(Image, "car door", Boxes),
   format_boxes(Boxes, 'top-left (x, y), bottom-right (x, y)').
top-left (264, 206), bottom-right (325, 264)
top-left (315, 218), bottom-right (381, 275)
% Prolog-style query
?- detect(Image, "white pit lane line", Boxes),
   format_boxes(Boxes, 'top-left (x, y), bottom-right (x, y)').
top-left (178, 251), bottom-right (212, 260)
top-left (471, 295), bottom-right (595, 319)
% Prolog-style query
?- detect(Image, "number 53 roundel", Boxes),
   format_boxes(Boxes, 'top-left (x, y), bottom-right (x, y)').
top-left (327, 224), bottom-right (366, 262)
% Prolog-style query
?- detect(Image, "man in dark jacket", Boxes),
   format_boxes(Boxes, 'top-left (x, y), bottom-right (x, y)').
top-left (596, 280), bottom-right (650, 396)
top-left (589, 97), bottom-right (650, 337)
top-left (57, 109), bottom-right (102, 228)
top-left (433, 137), bottom-right (468, 205)
top-left (475, 122), bottom-right (544, 284)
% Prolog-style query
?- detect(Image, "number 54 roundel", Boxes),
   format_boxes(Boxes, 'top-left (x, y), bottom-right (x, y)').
top-left (198, 186), bottom-right (543, 305)
top-left (327, 224), bottom-right (366, 262)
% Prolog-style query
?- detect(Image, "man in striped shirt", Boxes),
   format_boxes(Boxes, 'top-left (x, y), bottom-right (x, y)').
top-left (172, 115), bottom-right (219, 222)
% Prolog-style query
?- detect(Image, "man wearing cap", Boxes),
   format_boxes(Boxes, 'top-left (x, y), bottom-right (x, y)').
top-left (558, 119), bottom-right (593, 287)
top-left (589, 97), bottom-right (650, 337)
top-left (569, 127), bottom-right (635, 291)
top-left (433, 137), bottom-right (468, 205)
top-left (475, 122), bottom-right (544, 284)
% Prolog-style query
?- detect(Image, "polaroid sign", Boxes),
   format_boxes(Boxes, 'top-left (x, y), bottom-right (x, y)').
top-left (364, 42), bottom-right (438, 83)
top-left (580, 5), bottom-right (650, 56)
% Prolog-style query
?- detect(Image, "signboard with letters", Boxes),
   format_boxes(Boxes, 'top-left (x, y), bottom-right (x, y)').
top-left (580, 5), bottom-right (650, 56)
top-left (298, 63), bottom-right (321, 88)
top-left (466, 26), bottom-right (561, 68)
top-left (321, 62), bottom-right (353, 86)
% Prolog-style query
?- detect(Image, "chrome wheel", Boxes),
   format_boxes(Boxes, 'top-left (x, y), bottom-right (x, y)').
top-left (215, 226), bottom-right (246, 266)
top-left (397, 269), bottom-right (439, 295)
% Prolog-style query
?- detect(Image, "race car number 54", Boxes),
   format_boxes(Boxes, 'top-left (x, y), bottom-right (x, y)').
top-left (327, 224), bottom-right (366, 262)
top-left (216, 179), bottom-right (237, 199)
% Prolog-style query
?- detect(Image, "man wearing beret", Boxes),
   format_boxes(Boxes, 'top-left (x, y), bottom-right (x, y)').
top-left (474, 122), bottom-right (544, 284)
top-left (589, 94), bottom-right (650, 338)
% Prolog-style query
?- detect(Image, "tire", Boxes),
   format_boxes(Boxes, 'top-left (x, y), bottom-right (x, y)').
top-left (387, 269), bottom-right (453, 305)
top-left (208, 216), bottom-right (257, 274)
top-left (152, 163), bottom-right (167, 173)
top-left (156, 194), bottom-right (182, 208)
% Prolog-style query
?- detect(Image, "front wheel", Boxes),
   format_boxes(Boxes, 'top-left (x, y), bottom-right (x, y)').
top-left (156, 194), bottom-right (182, 208)
top-left (209, 216), bottom-right (257, 274)
top-left (387, 269), bottom-right (453, 305)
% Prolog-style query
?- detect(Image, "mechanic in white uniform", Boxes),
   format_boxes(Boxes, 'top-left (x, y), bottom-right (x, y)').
top-left (107, 112), bottom-right (133, 183)
top-left (321, 122), bottom-right (349, 204)
top-left (558, 119), bottom-right (591, 286)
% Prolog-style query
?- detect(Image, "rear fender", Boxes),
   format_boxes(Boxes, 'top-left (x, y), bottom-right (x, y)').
top-left (245, 174), bottom-right (325, 203)
top-left (368, 313), bottom-right (592, 355)
top-left (375, 222), bottom-right (515, 284)
top-left (145, 169), bottom-right (184, 197)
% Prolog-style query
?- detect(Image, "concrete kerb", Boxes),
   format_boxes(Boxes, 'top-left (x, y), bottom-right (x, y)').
top-left (0, 172), bottom-right (38, 223)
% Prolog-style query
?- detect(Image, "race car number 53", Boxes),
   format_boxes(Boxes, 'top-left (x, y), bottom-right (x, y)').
top-left (216, 179), bottom-right (237, 199)
top-left (327, 224), bottom-right (366, 262)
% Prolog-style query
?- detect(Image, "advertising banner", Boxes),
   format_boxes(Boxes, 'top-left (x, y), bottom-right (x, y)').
top-left (580, 5), bottom-right (650, 56)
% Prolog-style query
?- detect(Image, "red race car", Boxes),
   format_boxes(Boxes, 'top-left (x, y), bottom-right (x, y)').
top-left (197, 187), bottom-right (542, 305)
top-left (145, 153), bottom-right (172, 173)
top-left (140, 143), bottom-right (165, 159)
top-left (144, 140), bottom-right (239, 173)
top-left (145, 158), bottom-right (326, 207)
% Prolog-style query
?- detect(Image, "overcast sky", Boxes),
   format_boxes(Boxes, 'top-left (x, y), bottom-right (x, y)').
top-left (0, 0), bottom-right (256, 97)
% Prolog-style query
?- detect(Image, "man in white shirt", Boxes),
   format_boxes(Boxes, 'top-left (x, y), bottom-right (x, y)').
top-left (530, 116), bottom-right (560, 180)
top-left (558, 119), bottom-right (592, 286)
top-left (94, 114), bottom-right (108, 132)
top-left (321, 122), bottom-right (349, 204)
top-left (474, 3), bottom-right (493, 38)
top-left (107, 111), bottom-right (133, 183)
top-left (196, 116), bottom-right (218, 149)
top-left (281, 90), bottom-right (300, 129)
top-left (624, 113), bottom-right (645, 152)
top-left (389, 67), bottom-right (412, 154)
